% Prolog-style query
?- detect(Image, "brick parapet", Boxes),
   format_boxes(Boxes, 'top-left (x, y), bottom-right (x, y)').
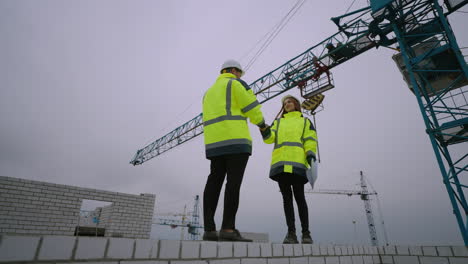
top-left (0, 235), bottom-right (467, 264)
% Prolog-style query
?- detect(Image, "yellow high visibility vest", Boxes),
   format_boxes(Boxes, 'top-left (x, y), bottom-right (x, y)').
top-left (203, 73), bottom-right (265, 158)
top-left (263, 111), bottom-right (317, 181)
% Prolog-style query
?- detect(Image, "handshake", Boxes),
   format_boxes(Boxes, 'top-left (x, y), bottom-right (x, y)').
top-left (258, 124), bottom-right (271, 139)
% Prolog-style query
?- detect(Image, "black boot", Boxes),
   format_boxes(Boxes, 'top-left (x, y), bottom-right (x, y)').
top-left (219, 229), bottom-right (253, 242)
top-left (283, 231), bottom-right (299, 244)
top-left (301, 231), bottom-right (313, 244)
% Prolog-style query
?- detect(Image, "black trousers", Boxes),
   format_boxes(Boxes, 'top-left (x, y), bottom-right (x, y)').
top-left (278, 176), bottom-right (309, 234)
top-left (203, 153), bottom-right (249, 231)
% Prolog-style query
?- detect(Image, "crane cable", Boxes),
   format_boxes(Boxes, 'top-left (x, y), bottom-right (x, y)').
top-left (242, 0), bottom-right (307, 72)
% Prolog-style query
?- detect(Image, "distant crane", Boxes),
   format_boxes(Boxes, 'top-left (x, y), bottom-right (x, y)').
top-left (306, 171), bottom-right (389, 246)
top-left (152, 195), bottom-right (203, 240)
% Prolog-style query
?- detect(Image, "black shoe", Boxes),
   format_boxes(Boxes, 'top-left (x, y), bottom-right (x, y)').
top-left (301, 231), bottom-right (313, 244)
top-left (283, 231), bottom-right (299, 244)
top-left (202, 231), bottom-right (218, 241)
top-left (219, 229), bottom-right (253, 242)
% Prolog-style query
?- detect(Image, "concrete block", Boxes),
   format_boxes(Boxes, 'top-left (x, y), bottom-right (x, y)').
top-left (340, 246), bottom-right (348, 255)
top-left (422, 246), bottom-right (437, 256)
top-left (294, 244), bottom-right (303, 256)
top-left (320, 245), bottom-right (328, 255)
top-left (339, 256), bottom-right (352, 264)
top-left (272, 244), bottom-right (283, 256)
top-left (291, 256), bottom-right (308, 264)
top-left (348, 246), bottom-right (355, 255)
top-left (408, 246), bottom-right (422, 256)
top-left (353, 246), bottom-right (360, 255)
top-left (448, 257), bottom-right (468, 264)
top-left (149, 240), bottom-right (159, 258)
top-left (419, 257), bottom-right (449, 264)
top-left (37, 235), bottom-right (76, 260)
top-left (327, 245), bottom-right (335, 255)
top-left (437, 246), bottom-right (453, 257)
top-left (120, 261), bottom-right (168, 264)
top-left (233, 242), bottom-right (247, 257)
top-left (260, 243), bottom-right (272, 257)
top-left (393, 256), bottom-right (419, 264)
top-left (371, 247), bottom-right (379, 255)
top-left (334, 246), bottom-right (341, 255)
top-left (363, 255), bottom-right (373, 264)
top-left (452, 246), bottom-right (468, 256)
top-left (312, 245), bottom-right (321, 255)
top-left (247, 243), bottom-right (261, 257)
top-left (303, 244), bottom-right (312, 255)
top-left (172, 261), bottom-right (207, 264)
top-left (75, 237), bottom-right (108, 259)
top-left (396, 246), bottom-right (409, 255)
top-left (68, 262), bottom-right (119, 264)
top-left (0, 235), bottom-right (40, 262)
top-left (364, 246), bottom-right (370, 255)
top-left (309, 256), bottom-right (326, 264)
top-left (352, 256), bottom-right (364, 264)
top-left (134, 239), bottom-right (153, 259)
top-left (209, 259), bottom-right (240, 264)
top-left (381, 256), bottom-right (394, 264)
top-left (358, 246), bottom-right (364, 255)
top-left (385, 246), bottom-right (397, 255)
top-left (181, 241), bottom-right (200, 259)
top-left (267, 258), bottom-right (289, 264)
top-left (241, 258), bottom-right (267, 264)
top-left (201, 241), bottom-right (217, 258)
top-left (218, 242), bottom-right (233, 258)
top-left (284, 244), bottom-right (293, 256)
top-left (372, 255), bottom-right (381, 264)
top-left (378, 247), bottom-right (385, 255)
top-left (159, 240), bottom-right (181, 259)
top-left (325, 256), bottom-right (339, 264)
top-left (107, 237), bottom-right (135, 259)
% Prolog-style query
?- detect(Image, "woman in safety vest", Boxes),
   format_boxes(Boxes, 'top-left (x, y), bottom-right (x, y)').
top-left (261, 95), bottom-right (317, 244)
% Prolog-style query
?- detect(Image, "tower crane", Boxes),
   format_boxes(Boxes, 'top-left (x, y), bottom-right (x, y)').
top-left (131, 0), bottom-right (468, 244)
top-left (152, 195), bottom-right (203, 240)
top-left (306, 171), bottom-right (389, 246)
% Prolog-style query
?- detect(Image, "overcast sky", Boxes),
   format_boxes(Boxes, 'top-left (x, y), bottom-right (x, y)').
top-left (1, 0), bottom-right (467, 245)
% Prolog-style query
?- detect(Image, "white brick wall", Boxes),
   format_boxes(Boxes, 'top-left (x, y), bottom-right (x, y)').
top-left (0, 176), bottom-right (155, 239)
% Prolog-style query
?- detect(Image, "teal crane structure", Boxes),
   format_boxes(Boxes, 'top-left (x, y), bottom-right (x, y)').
top-left (132, 0), bottom-right (468, 244)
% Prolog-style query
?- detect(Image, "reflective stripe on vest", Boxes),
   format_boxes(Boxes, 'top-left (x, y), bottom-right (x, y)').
top-left (274, 142), bottom-right (303, 149)
top-left (205, 138), bottom-right (252, 151)
top-left (271, 161), bottom-right (307, 170)
top-left (203, 79), bottom-right (247, 127)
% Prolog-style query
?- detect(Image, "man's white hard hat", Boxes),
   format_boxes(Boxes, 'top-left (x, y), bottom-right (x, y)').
top-left (221, 59), bottom-right (244, 76)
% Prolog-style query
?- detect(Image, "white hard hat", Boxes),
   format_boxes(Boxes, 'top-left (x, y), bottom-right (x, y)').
top-left (281, 94), bottom-right (301, 105)
top-left (221, 59), bottom-right (244, 76)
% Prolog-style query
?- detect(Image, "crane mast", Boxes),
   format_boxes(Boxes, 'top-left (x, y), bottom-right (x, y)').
top-left (134, 0), bottom-right (468, 244)
top-left (306, 171), bottom-right (383, 246)
top-left (359, 171), bottom-right (379, 246)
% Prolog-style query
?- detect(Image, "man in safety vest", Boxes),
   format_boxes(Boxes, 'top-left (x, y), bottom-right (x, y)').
top-left (202, 59), bottom-right (268, 242)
